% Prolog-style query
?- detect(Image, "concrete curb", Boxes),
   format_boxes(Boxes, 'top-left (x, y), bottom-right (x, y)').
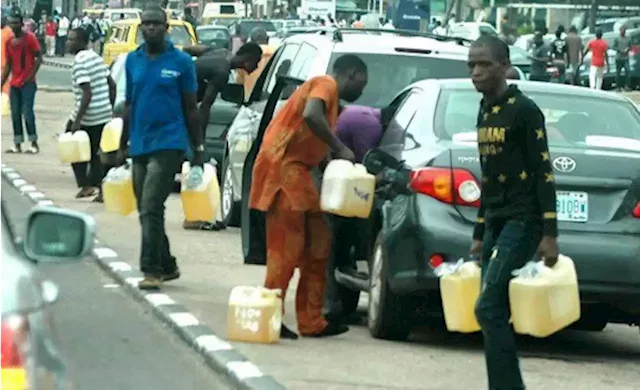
top-left (39, 85), bottom-right (72, 93)
top-left (0, 164), bottom-right (287, 390)
top-left (43, 59), bottom-right (73, 69)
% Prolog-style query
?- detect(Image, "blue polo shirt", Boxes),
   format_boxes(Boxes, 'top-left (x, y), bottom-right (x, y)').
top-left (125, 40), bottom-right (197, 157)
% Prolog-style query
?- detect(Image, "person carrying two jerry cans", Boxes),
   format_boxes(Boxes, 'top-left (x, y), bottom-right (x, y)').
top-left (248, 55), bottom-right (368, 339)
top-left (467, 35), bottom-right (559, 390)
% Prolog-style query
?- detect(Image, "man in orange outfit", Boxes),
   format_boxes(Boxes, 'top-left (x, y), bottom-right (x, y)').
top-left (249, 54), bottom-right (368, 339)
top-left (1, 16), bottom-right (14, 96)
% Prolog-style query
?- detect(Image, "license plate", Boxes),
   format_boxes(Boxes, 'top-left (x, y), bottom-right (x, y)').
top-left (556, 191), bottom-right (588, 222)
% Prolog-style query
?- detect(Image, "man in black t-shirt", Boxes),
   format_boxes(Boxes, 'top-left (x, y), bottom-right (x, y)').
top-left (529, 32), bottom-right (551, 82)
top-left (468, 35), bottom-right (559, 390)
top-left (551, 28), bottom-right (568, 83)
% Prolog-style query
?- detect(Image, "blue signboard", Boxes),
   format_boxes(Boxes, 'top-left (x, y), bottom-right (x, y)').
top-left (391, 0), bottom-right (429, 31)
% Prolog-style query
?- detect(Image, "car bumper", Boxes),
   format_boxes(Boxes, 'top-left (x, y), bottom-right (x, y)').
top-left (384, 195), bottom-right (640, 312)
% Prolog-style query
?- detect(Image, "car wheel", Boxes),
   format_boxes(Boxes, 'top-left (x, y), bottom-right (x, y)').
top-left (368, 233), bottom-right (415, 341)
top-left (220, 157), bottom-right (241, 227)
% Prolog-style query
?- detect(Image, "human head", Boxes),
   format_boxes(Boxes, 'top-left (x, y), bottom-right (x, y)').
top-left (533, 31), bottom-right (544, 46)
top-left (505, 66), bottom-right (520, 80)
top-left (99, 12), bottom-right (105, 19)
top-left (595, 28), bottom-right (603, 39)
top-left (7, 8), bottom-right (23, 35)
top-left (67, 27), bottom-right (89, 54)
top-left (468, 35), bottom-right (511, 94)
top-left (234, 42), bottom-right (262, 73)
top-left (184, 8), bottom-right (192, 16)
top-left (557, 25), bottom-right (565, 34)
top-left (620, 26), bottom-right (626, 37)
top-left (140, 5), bottom-right (168, 46)
top-left (249, 27), bottom-right (268, 45)
top-left (569, 25), bottom-right (577, 34)
top-left (332, 54), bottom-right (368, 103)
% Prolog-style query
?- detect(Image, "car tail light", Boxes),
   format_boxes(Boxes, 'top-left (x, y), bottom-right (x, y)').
top-left (429, 254), bottom-right (445, 269)
top-left (633, 201), bottom-right (640, 218)
top-left (546, 67), bottom-right (560, 78)
top-left (1, 315), bottom-right (30, 388)
top-left (409, 167), bottom-right (481, 207)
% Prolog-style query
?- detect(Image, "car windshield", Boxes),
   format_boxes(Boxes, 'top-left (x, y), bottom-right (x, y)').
top-left (436, 88), bottom-right (640, 151)
top-left (110, 12), bottom-right (138, 21)
top-left (197, 28), bottom-right (229, 40)
top-left (328, 53), bottom-right (469, 107)
top-left (240, 21), bottom-right (276, 36)
top-left (136, 25), bottom-right (193, 46)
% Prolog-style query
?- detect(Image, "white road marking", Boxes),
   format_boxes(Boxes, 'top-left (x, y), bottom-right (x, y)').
top-left (195, 334), bottom-right (232, 352)
top-left (19, 185), bottom-right (36, 193)
top-left (37, 200), bottom-right (54, 206)
top-left (108, 261), bottom-right (132, 272)
top-left (28, 191), bottom-right (46, 200)
top-left (226, 361), bottom-right (263, 380)
top-left (1, 167), bottom-right (15, 173)
top-left (5, 172), bottom-right (19, 179)
top-left (12, 179), bottom-right (27, 187)
top-left (145, 293), bottom-right (175, 306)
top-left (93, 247), bottom-right (118, 259)
top-left (169, 312), bottom-right (200, 327)
top-left (103, 284), bottom-right (120, 288)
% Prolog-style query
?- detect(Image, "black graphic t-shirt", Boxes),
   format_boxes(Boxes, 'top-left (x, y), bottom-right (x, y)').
top-left (473, 85), bottom-right (558, 239)
top-left (551, 38), bottom-right (567, 61)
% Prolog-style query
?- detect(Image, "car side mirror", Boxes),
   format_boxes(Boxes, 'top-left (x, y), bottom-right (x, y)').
top-left (221, 83), bottom-right (245, 105)
top-left (23, 206), bottom-right (96, 264)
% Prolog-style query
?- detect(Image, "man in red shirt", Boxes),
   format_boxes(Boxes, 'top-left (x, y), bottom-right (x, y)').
top-left (583, 29), bottom-right (609, 90)
top-left (44, 15), bottom-right (57, 57)
top-left (1, 8), bottom-right (43, 154)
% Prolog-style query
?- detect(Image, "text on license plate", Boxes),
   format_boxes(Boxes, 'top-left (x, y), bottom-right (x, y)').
top-left (556, 191), bottom-right (588, 222)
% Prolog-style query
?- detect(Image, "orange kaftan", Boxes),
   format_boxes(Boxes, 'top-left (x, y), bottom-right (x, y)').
top-left (249, 75), bottom-right (339, 335)
top-left (1, 27), bottom-right (14, 94)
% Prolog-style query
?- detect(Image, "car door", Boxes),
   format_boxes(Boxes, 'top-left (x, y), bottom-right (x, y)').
top-left (241, 76), bottom-right (304, 265)
top-left (226, 43), bottom-right (301, 198)
top-left (103, 25), bottom-right (127, 66)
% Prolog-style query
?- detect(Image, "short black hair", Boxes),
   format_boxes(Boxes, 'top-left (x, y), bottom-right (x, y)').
top-left (236, 42), bottom-right (262, 60)
top-left (569, 25), bottom-right (577, 33)
top-left (142, 4), bottom-right (167, 20)
top-left (472, 34), bottom-right (510, 63)
top-left (595, 28), bottom-right (603, 38)
top-left (332, 54), bottom-right (367, 75)
top-left (71, 27), bottom-right (89, 44)
top-left (9, 7), bottom-right (23, 21)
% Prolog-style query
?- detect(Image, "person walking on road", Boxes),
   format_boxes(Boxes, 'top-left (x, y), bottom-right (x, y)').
top-left (1, 8), bottom-right (42, 154)
top-left (66, 27), bottom-right (116, 201)
top-left (529, 32), bottom-right (551, 82)
top-left (584, 29), bottom-right (609, 90)
top-left (117, 5), bottom-right (204, 290)
top-left (468, 35), bottom-right (559, 390)
top-left (44, 15), bottom-right (57, 57)
top-left (613, 26), bottom-right (631, 91)
top-left (56, 13), bottom-right (70, 57)
top-left (565, 26), bottom-right (583, 85)
top-left (248, 55), bottom-right (368, 339)
top-left (551, 28), bottom-right (568, 83)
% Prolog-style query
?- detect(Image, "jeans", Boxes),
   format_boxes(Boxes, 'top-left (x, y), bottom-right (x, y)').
top-left (474, 218), bottom-right (542, 390)
top-left (71, 123), bottom-right (107, 187)
top-left (132, 150), bottom-right (184, 276)
top-left (324, 215), bottom-right (372, 316)
top-left (9, 81), bottom-right (37, 144)
top-left (615, 58), bottom-right (630, 90)
top-left (55, 35), bottom-right (67, 56)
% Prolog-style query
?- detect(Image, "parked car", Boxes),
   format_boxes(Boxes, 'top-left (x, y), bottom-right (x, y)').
top-left (196, 25), bottom-right (232, 50)
top-left (245, 77), bottom-right (640, 341)
top-left (228, 19), bottom-right (278, 41)
top-left (447, 22), bottom-right (498, 41)
top-left (108, 53), bottom-right (238, 181)
top-left (2, 202), bottom-right (96, 389)
top-left (219, 28), bottom-right (473, 228)
top-left (510, 45), bottom-right (562, 83)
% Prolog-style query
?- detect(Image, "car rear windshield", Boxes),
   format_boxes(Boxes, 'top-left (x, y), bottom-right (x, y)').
top-left (240, 21), bottom-right (276, 36)
top-left (435, 88), bottom-right (640, 151)
top-left (198, 28), bottom-right (230, 41)
top-left (136, 25), bottom-right (193, 46)
top-left (328, 53), bottom-right (469, 107)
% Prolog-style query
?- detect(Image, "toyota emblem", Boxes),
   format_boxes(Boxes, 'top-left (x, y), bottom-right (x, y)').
top-left (552, 156), bottom-right (577, 173)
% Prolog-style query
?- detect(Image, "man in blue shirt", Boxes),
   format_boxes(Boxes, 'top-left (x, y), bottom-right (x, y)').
top-left (117, 5), bottom-right (204, 290)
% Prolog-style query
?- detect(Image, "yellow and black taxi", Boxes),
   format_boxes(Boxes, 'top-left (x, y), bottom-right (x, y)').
top-left (102, 18), bottom-right (196, 66)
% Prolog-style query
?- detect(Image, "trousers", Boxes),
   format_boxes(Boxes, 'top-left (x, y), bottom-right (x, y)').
top-left (474, 217), bottom-right (542, 390)
top-left (265, 191), bottom-right (331, 335)
top-left (71, 123), bottom-right (107, 187)
top-left (9, 81), bottom-right (37, 144)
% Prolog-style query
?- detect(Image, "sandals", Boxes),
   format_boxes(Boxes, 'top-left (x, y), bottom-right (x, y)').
top-left (75, 187), bottom-right (98, 199)
top-left (5, 145), bottom-right (21, 153)
top-left (6, 143), bottom-right (39, 154)
top-left (24, 144), bottom-right (39, 154)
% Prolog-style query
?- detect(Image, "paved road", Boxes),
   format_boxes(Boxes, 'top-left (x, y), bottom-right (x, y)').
top-left (3, 92), bottom-right (640, 389)
top-left (38, 64), bottom-right (71, 88)
top-left (2, 180), bottom-right (234, 390)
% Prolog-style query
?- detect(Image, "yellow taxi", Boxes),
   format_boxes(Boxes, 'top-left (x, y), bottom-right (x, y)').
top-left (102, 18), bottom-right (197, 66)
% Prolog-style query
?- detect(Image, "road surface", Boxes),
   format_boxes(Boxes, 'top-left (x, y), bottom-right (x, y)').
top-left (2, 180), bottom-right (234, 390)
top-left (39, 64), bottom-right (71, 88)
top-left (2, 91), bottom-right (640, 390)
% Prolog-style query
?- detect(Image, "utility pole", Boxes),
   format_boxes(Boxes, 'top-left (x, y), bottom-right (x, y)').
top-left (589, 0), bottom-right (597, 33)
top-left (454, 0), bottom-right (462, 23)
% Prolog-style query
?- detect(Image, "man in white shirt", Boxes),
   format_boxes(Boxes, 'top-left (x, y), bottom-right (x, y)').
top-left (56, 13), bottom-right (69, 57)
top-left (82, 12), bottom-right (91, 26)
top-left (66, 27), bottom-right (116, 201)
top-left (71, 14), bottom-right (82, 29)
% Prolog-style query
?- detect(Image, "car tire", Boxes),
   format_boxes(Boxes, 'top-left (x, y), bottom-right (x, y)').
top-left (367, 233), bottom-right (415, 341)
top-left (220, 156), bottom-right (241, 228)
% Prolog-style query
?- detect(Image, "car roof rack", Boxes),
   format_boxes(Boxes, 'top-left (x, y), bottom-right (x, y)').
top-left (315, 27), bottom-right (473, 46)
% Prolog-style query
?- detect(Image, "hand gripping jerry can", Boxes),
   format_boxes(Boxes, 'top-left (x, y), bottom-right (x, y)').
top-left (439, 261), bottom-right (482, 333)
top-left (227, 286), bottom-right (282, 344)
top-left (1, 93), bottom-right (10, 117)
top-left (509, 255), bottom-right (581, 338)
top-left (58, 131), bottom-right (91, 163)
top-left (320, 159), bottom-right (376, 219)
top-left (102, 165), bottom-right (136, 216)
top-left (100, 118), bottom-right (123, 153)
top-left (180, 162), bottom-right (221, 222)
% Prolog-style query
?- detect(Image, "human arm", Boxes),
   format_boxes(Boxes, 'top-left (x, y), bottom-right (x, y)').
top-left (119, 57), bottom-right (133, 152)
top-left (1, 58), bottom-right (12, 88)
top-left (605, 42), bottom-right (610, 71)
top-left (26, 34), bottom-right (42, 83)
top-left (197, 80), bottom-right (218, 139)
top-left (180, 55), bottom-right (204, 166)
top-left (107, 75), bottom-right (116, 106)
top-left (181, 44), bottom-right (210, 57)
top-left (582, 41), bottom-right (591, 60)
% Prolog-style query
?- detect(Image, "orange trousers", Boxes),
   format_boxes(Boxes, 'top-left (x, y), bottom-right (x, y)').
top-left (265, 192), bottom-right (331, 335)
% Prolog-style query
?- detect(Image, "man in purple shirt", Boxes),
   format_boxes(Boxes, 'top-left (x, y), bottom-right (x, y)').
top-left (324, 105), bottom-right (384, 324)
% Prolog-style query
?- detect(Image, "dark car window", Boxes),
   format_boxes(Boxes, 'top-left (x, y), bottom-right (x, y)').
top-left (264, 43), bottom-right (300, 97)
top-left (197, 28), bottom-right (230, 41)
top-left (137, 25), bottom-right (193, 46)
top-left (327, 53), bottom-right (469, 108)
top-left (239, 20), bottom-right (276, 38)
top-left (379, 92), bottom-right (421, 159)
top-left (435, 88), bottom-right (640, 151)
